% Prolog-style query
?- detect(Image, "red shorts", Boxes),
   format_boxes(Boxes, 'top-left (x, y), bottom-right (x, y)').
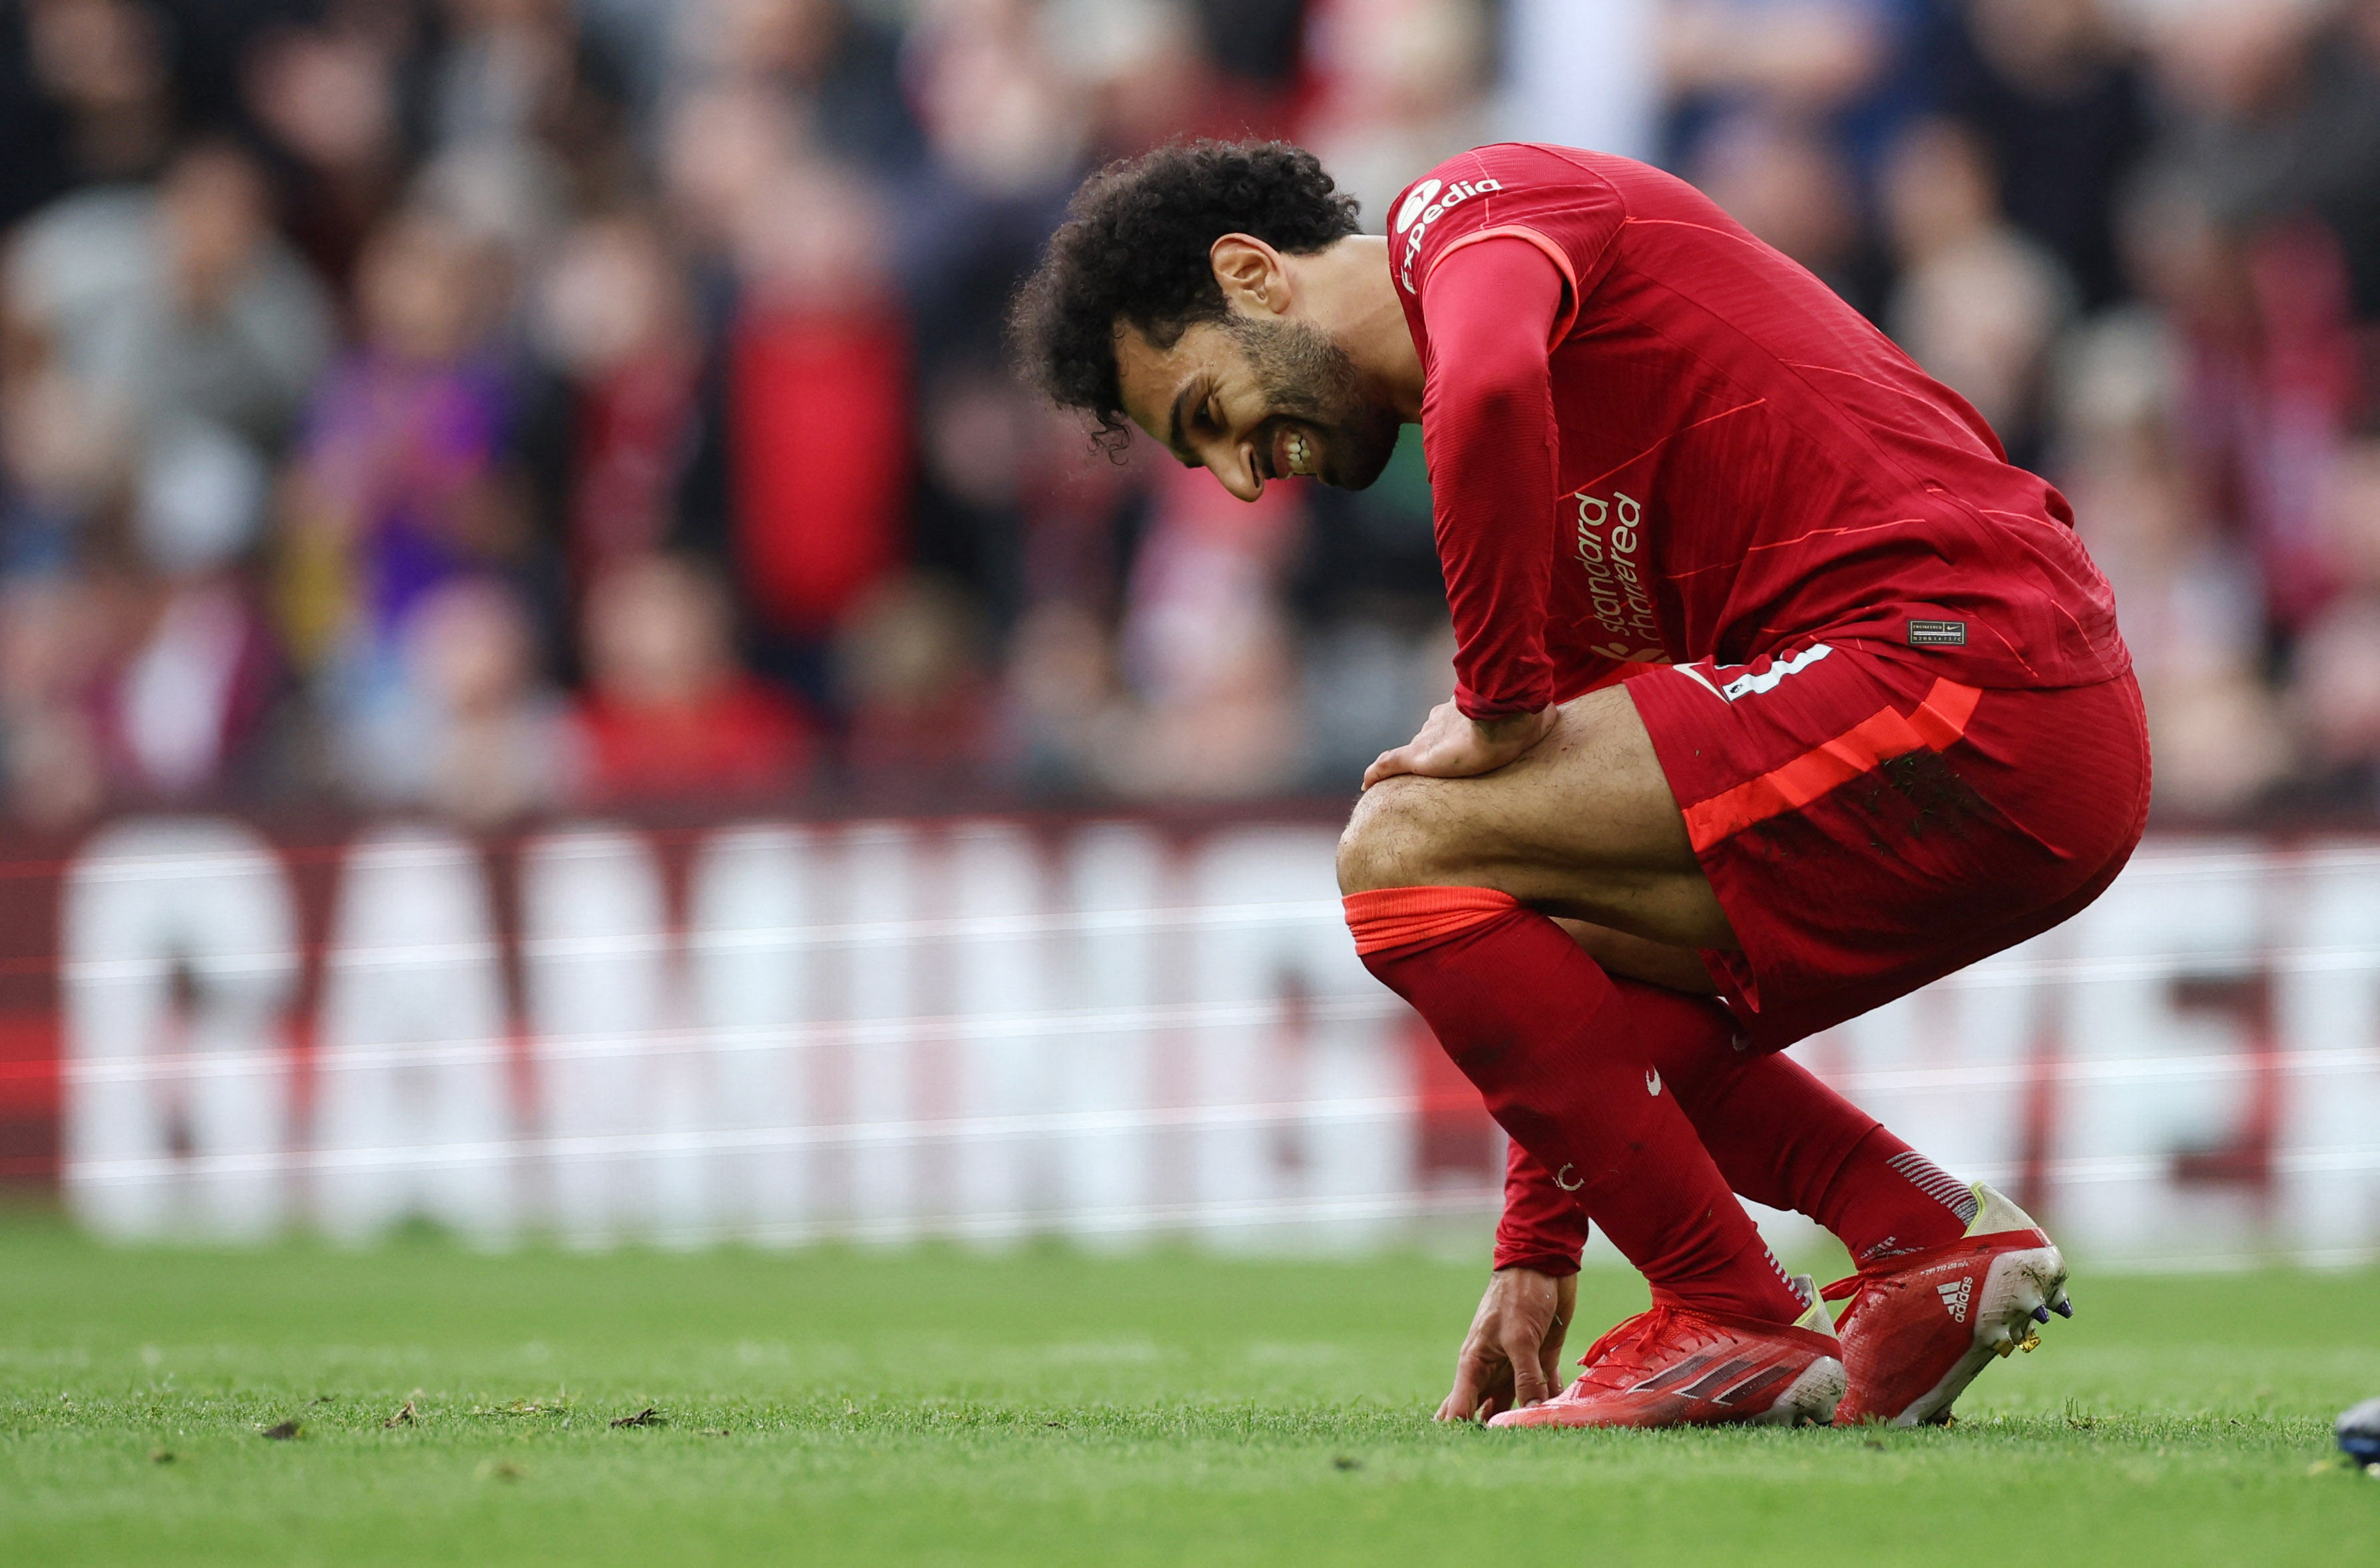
top-left (1624, 640), bottom-right (2150, 1051)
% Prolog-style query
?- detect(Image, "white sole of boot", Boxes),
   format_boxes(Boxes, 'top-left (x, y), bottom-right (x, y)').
top-left (1754, 1355), bottom-right (1848, 1426)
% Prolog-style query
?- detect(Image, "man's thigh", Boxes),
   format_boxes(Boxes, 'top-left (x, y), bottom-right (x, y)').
top-left (1336, 684), bottom-right (1738, 949)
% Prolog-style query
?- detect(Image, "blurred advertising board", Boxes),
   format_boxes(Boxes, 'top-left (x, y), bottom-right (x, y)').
top-left (1, 816), bottom-right (2375, 1268)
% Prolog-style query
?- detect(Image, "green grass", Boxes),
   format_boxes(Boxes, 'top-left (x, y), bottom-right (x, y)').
top-left (1, 1215), bottom-right (2373, 1565)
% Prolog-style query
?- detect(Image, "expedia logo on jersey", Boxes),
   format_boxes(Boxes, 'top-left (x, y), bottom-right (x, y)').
top-left (1572, 487), bottom-right (1666, 662)
top-left (1395, 176), bottom-right (1505, 292)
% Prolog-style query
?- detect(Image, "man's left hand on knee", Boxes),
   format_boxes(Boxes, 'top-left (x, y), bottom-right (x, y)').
top-left (1363, 700), bottom-right (1555, 789)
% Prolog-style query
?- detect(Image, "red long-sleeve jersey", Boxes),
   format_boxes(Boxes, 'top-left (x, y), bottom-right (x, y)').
top-left (1393, 146), bottom-right (2129, 1275)
top-left (1392, 144), bottom-right (2126, 722)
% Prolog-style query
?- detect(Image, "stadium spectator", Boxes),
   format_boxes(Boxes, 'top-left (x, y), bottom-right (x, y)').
top-left (675, 0), bottom-right (925, 176)
top-left (1298, 0), bottom-right (1494, 230)
top-left (342, 572), bottom-right (577, 824)
top-left (720, 154), bottom-right (909, 702)
top-left (6, 141), bottom-right (334, 481)
top-left (1101, 463), bottom-right (1309, 800)
top-left (93, 569), bottom-right (280, 806)
top-left (276, 204), bottom-right (523, 674)
top-left (1003, 593), bottom-right (1126, 794)
top-left (239, 8), bottom-right (419, 300)
top-left (525, 212), bottom-right (702, 589)
top-left (572, 550), bottom-right (813, 804)
top-left (17, 0), bottom-right (174, 189)
top-left (835, 571), bottom-right (1000, 798)
top-left (2054, 310), bottom-right (2287, 817)
top-left (92, 407), bottom-right (284, 808)
top-left (413, 0), bottom-right (630, 273)
top-left (1935, 0), bottom-right (2150, 313)
top-left (0, 573), bottom-right (105, 826)
top-left (659, 77), bottom-right (803, 264)
top-left (2279, 440), bottom-right (2380, 808)
top-left (1879, 117), bottom-right (2074, 465)
top-left (903, 0), bottom-right (1088, 199)
top-left (1664, 0), bottom-right (1890, 123)
top-left (1055, 0), bottom-right (1255, 165)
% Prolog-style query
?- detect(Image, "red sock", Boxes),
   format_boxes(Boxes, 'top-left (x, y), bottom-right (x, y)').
top-left (1811, 1127), bottom-right (1979, 1263)
top-left (1348, 887), bottom-right (1805, 1323)
top-left (1614, 979), bottom-right (1974, 1265)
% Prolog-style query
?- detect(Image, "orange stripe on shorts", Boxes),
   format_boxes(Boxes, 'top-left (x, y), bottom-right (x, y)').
top-left (1680, 678), bottom-right (1982, 852)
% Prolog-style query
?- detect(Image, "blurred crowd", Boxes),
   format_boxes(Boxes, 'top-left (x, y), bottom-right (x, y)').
top-left (0, 0), bottom-right (2376, 827)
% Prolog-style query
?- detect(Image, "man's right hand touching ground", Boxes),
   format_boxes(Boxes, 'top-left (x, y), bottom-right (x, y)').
top-left (1435, 1265), bottom-right (1578, 1422)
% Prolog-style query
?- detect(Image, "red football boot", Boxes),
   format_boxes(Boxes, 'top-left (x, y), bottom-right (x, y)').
top-left (1488, 1278), bottom-right (1845, 1430)
top-left (1828, 1181), bottom-right (2072, 1428)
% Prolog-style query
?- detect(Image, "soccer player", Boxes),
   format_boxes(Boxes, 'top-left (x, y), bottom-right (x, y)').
top-left (1009, 142), bottom-right (2142, 1428)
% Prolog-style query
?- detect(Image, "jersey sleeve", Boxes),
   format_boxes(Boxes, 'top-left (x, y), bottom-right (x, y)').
top-left (1395, 147), bottom-right (1634, 720)
top-left (1495, 1135), bottom-right (1591, 1275)
top-left (1418, 237), bottom-right (1569, 718)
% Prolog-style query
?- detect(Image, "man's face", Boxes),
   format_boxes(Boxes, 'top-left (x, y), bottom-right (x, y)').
top-left (1114, 312), bottom-right (1402, 501)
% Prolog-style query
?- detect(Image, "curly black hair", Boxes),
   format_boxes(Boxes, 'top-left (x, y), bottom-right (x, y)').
top-left (1007, 140), bottom-right (1362, 444)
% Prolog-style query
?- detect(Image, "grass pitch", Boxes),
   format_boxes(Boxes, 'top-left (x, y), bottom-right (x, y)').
top-left (1, 1216), bottom-right (2373, 1566)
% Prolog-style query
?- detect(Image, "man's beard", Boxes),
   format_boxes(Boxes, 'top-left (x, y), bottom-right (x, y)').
top-left (1224, 314), bottom-right (1402, 490)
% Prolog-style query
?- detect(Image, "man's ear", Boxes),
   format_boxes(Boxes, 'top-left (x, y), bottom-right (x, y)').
top-left (1210, 234), bottom-right (1290, 318)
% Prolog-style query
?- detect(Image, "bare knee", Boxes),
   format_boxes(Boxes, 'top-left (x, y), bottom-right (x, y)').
top-left (1337, 776), bottom-right (1469, 894)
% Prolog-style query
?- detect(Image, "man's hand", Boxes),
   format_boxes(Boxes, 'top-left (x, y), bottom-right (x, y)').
top-left (1363, 701), bottom-right (1555, 790)
top-left (1435, 1266), bottom-right (1578, 1423)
